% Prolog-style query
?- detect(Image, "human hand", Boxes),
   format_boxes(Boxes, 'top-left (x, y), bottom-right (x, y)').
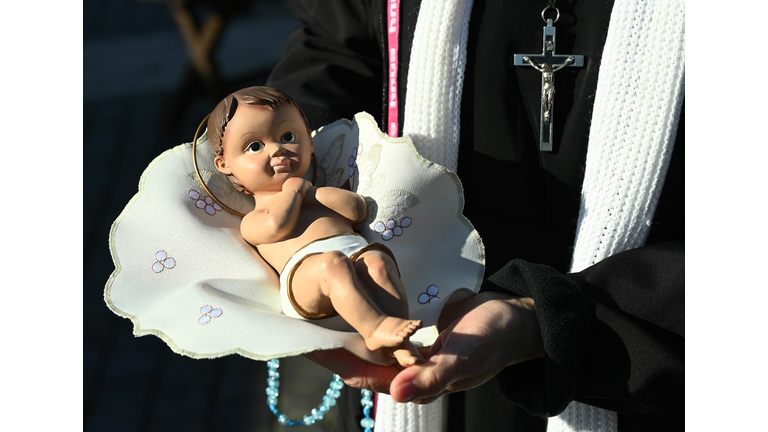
top-left (388, 291), bottom-right (544, 404)
top-left (303, 347), bottom-right (405, 394)
top-left (304, 291), bottom-right (542, 400)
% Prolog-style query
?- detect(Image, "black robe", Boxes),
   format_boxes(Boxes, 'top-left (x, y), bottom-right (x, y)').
top-left (267, 0), bottom-right (684, 430)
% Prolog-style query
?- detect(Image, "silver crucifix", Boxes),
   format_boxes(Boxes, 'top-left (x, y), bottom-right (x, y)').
top-left (514, 8), bottom-right (584, 152)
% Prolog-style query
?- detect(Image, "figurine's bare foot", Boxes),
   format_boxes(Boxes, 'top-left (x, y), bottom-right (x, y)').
top-left (365, 317), bottom-right (422, 352)
top-left (391, 340), bottom-right (426, 367)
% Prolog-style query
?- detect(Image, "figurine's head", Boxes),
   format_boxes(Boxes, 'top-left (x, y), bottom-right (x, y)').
top-left (208, 87), bottom-right (313, 194)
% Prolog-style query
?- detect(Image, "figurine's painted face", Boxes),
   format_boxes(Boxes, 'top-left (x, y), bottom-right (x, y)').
top-left (214, 102), bottom-right (313, 195)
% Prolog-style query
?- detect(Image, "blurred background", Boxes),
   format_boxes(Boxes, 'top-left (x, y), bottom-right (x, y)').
top-left (83, 0), bottom-right (343, 430)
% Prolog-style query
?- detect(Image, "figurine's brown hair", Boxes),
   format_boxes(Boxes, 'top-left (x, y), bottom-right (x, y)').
top-left (207, 86), bottom-right (309, 157)
top-left (207, 86), bottom-right (310, 192)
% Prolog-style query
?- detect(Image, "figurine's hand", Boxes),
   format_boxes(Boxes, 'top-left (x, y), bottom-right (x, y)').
top-left (303, 348), bottom-right (403, 394)
top-left (388, 291), bottom-right (544, 404)
top-left (282, 177), bottom-right (312, 196)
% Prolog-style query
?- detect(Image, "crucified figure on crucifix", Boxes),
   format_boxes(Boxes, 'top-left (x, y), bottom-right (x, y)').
top-left (514, 17), bottom-right (584, 151)
top-left (522, 55), bottom-right (574, 124)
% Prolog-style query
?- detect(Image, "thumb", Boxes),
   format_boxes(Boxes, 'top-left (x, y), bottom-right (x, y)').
top-left (389, 352), bottom-right (459, 402)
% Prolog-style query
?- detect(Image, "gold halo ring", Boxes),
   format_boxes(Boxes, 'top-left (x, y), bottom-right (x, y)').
top-left (191, 115), bottom-right (246, 218)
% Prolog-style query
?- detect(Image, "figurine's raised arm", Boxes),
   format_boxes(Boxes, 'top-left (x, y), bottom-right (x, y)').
top-left (306, 185), bottom-right (368, 224)
top-left (238, 179), bottom-right (367, 246)
top-left (207, 87), bottom-right (425, 367)
top-left (238, 177), bottom-right (312, 246)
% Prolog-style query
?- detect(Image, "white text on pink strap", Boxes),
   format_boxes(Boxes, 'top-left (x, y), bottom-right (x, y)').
top-left (387, 0), bottom-right (400, 137)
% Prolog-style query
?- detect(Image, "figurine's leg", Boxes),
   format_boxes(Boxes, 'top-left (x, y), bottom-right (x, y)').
top-left (353, 249), bottom-right (409, 318)
top-left (354, 249), bottom-right (425, 366)
top-left (291, 251), bottom-right (423, 360)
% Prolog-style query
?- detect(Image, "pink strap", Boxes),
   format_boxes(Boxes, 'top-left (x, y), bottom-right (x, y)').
top-left (375, 1), bottom-right (399, 419)
top-left (387, 0), bottom-right (401, 137)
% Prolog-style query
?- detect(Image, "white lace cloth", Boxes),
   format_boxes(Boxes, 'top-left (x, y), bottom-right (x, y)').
top-left (105, 112), bottom-right (485, 364)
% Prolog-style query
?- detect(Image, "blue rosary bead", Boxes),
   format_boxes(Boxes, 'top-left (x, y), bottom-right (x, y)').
top-left (266, 358), bottom-right (365, 428)
top-left (265, 359), bottom-right (375, 430)
top-left (310, 408), bottom-right (322, 420)
top-left (360, 388), bottom-right (375, 431)
top-left (361, 417), bottom-right (375, 429)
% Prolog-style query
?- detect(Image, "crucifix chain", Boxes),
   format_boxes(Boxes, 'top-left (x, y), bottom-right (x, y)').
top-left (514, 6), bottom-right (584, 152)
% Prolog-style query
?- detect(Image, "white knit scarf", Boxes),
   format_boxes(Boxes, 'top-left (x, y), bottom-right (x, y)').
top-left (375, 0), bottom-right (685, 431)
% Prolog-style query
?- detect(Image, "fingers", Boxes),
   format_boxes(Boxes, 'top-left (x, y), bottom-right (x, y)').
top-left (303, 348), bottom-right (400, 394)
top-left (387, 316), bottom-right (465, 402)
top-left (388, 350), bottom-right (460, 403)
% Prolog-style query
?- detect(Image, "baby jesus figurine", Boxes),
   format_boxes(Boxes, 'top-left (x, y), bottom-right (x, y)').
top-left (207, 86), bottom-right (424, 367)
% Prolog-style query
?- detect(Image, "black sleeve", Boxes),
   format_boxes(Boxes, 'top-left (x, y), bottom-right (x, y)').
top-left (482, 241), bottom-right (684, 418)
top-left (266, 0), bottom-right (385, 130)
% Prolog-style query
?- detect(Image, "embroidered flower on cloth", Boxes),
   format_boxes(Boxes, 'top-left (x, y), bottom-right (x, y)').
top-left (418, 285), bottom-right (440, 304)
top-left (199, 305), bottom-right (223, 325)
top-left (189, 190), bottom-right (223, 215)
top-left (348, 144), bottom-right (363, 177)
top-left (152, 250), bottom-right (176, 273)
top-left (373, 217), bottom-right (412, 241)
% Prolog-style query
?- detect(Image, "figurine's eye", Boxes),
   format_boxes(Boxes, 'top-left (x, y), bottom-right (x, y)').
top-left (246, 141), bottom-right (265, 153)
top-left (282, 132), bottom-right (296, 143)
